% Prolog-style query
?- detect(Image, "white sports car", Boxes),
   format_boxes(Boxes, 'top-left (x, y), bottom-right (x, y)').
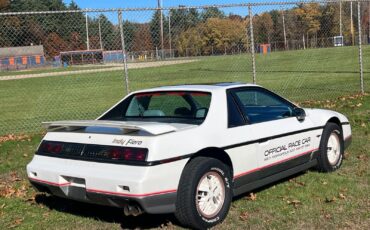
top-left (27, 83), bottom-right (351, 229)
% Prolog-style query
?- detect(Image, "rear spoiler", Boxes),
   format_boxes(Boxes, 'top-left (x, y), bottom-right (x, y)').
top-left (42, 120), bottom-right (177, 135)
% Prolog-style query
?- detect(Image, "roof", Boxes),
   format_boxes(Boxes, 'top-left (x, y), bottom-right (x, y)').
top-left (0, 45), bottom-right (44, 58)
top-left (133, 82), bottom-right (259, 94)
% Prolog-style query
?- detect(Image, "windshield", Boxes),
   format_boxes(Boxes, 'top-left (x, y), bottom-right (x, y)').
top-left (100, 91), bottom-right (212, 125)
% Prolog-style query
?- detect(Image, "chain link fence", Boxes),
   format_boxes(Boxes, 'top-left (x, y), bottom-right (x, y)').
top-left (0, 0), bottom-right (368, 135)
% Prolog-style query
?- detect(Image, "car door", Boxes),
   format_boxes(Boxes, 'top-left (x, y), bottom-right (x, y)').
top-left (230, 87), bottom-right (321, 179)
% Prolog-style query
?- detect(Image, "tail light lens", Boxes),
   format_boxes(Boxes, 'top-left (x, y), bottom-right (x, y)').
top-left (40, 142), bottom-right (63, 154)
top-left (108, 148), bottom-right (148, 161)
top-left (38, 141), bottom-right (148, 162)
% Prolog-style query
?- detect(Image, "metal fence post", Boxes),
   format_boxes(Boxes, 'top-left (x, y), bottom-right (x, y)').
top-left (118, 10), bottom-right (130, 94)
top-left (357, 1), bottom-right (364, 94)
top-left (85, 12), bottom-right (90, 50)
top-left (248, 5), bottom-right (256, 84)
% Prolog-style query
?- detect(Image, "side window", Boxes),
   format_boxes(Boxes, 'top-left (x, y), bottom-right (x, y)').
top-left (227, 93), bottom-right (245, 127)
top-left (233, 88), bottom-right (294, 123)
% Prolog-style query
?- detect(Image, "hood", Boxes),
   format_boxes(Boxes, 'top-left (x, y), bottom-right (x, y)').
top-left (42, 120), bottom-right (195, 135)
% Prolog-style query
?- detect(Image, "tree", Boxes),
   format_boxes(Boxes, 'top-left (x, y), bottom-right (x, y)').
top-left (294, 3), bottom-right (322, 47)
top-left (176, 18), bottom-right (247, 56)
top-left (201, 7), bottom-right (225, 21)
top-left (64, 0), bottom-right (86, 50)
top-left (169, 7), bottom-right (200, 47)
top-left (69, 32), bottom-right (85, 51)
top-left (149, 10), bottom-right (168, 50)
top-left (98, 14), bottom-right (118, 51)
top-left (132, 23), bottom-right (153, 52)
top-left (254, 13), bottom-right (274, 44)
top-left (44, 32), bottom-right (68, 57)
top-left (0, 0), bottom-right (10, 11)
top-left (123, 20), bottom-right (137, 51)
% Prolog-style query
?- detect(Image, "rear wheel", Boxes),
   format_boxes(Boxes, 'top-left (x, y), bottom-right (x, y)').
top-left (175, 157), bottom-right (232, 230)
top-left (317, 122), bottom-right (344, 172)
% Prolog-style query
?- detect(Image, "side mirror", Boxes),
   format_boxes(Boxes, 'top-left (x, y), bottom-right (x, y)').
top-left (294, 107), bottom-right (306, 122)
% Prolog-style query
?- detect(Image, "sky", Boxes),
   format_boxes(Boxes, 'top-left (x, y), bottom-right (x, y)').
top-left (62, 0), bottom-right (256, 9)
top-left (61, 0), bottom-right (292, 23)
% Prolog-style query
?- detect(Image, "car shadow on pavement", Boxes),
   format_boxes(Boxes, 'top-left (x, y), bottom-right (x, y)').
top-left (34, 194), bottom-right (179, 229)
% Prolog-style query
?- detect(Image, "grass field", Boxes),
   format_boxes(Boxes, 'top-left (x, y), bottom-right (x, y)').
top-left (0, 93), bottom-right (368, 229)
top-left (0, 46), bottom-right (369, 135)
top-left (0, 65), bottom-right (115, 77)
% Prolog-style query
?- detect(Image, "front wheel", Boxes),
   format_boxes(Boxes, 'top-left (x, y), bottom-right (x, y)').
top-left (175, 157), bottom-right (232, 230)
top-left (317, 122), bottom-right (344, 172)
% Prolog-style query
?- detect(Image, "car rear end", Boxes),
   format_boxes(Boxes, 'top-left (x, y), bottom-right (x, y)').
top-left (26, 130), bottom-right (187, 214)
top-left (27, 88), bottom-right (215, 214)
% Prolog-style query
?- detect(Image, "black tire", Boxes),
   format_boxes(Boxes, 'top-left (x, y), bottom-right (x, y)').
top-left (317, 122), bottom-right (344, 172)
top-left (175, 157), bottom-right (232, 230)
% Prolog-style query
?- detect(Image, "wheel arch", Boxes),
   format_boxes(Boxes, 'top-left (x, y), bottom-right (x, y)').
top-left (326, 117), bottom-right (343, 137)
top-left (187, 147), bottom-right (234, 176)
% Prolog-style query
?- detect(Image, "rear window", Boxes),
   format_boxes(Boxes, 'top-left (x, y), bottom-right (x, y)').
top-left (100, 91), bottom-right (212, 125)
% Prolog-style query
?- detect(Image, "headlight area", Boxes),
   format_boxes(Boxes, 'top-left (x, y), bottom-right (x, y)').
top-left (37, 140), bottom-right (148, 165)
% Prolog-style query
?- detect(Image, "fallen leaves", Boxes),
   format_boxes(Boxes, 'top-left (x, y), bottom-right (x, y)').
top-left (8, 218), bottom-right (24, 229)
top-left (0, 133), bottom-right (32, 143)
top-left (289, 179), bottom-right (306, 187)
top-left (159, 221), bottom-right (174, 229)
top-left (287, 199), bottom-right (302, 208)
top-left (239, 211), bottom-right (249, 221)
top-left (324, 213), bottom-right (332, 219)
top-left (300, 93), bottom-right (366, 111)
top-left (356, 154), bottom-right (368, 161)
top-left (325, 197), bottom-right (337, 203)
top-left (10, 172), bottom-right (21, 182)
top-left (324, 191), bottom-right (349, 204)
top-left (245, 193), bottom-right (257, 201)
top-left (0, 172), bottom-right (28, 199)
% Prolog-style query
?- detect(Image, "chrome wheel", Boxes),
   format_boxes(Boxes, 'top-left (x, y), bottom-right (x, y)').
top-left (195, 171), bottom-right (225, 218)
top-left (327, 132), bottom-right (341, 165)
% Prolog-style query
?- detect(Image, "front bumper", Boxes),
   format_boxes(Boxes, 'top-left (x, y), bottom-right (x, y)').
top-left (27, 155), bottom-right (187, 214)
top-left (344, 135), bottom-right (352, 150)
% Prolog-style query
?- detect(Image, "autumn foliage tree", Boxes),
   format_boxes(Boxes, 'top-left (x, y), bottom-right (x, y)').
top-left (132, 24), bottom-right (153, 52)
top-left (176, 18), bottom-right (247, 56)
top-left (294, 3), bottom-right (322, 46)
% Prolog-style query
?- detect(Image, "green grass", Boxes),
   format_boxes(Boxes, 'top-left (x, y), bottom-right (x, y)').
top-left (0, 94), bottom-right (369, 229)
top-left (0, 46), bottom-right (369, 135)
top-left (0, 65), bottom-right (115, 77)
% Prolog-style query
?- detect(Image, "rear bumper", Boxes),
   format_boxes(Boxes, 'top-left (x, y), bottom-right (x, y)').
top-left (27, 155), bottom-right (187, 214)
top-left (29, 179), bottom-right (176, 214)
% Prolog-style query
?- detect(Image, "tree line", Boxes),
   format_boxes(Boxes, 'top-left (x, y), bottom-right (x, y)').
top-left (0, 0), bottom-right (368, 58)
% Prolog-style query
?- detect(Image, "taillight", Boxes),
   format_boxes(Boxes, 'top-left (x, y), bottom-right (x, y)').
top-left (108, 147), bottom-right (148, 161)
top-left (38, 141), bottom-right (148, 162)
top-left (40, 142), bottom-right (63, 154)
